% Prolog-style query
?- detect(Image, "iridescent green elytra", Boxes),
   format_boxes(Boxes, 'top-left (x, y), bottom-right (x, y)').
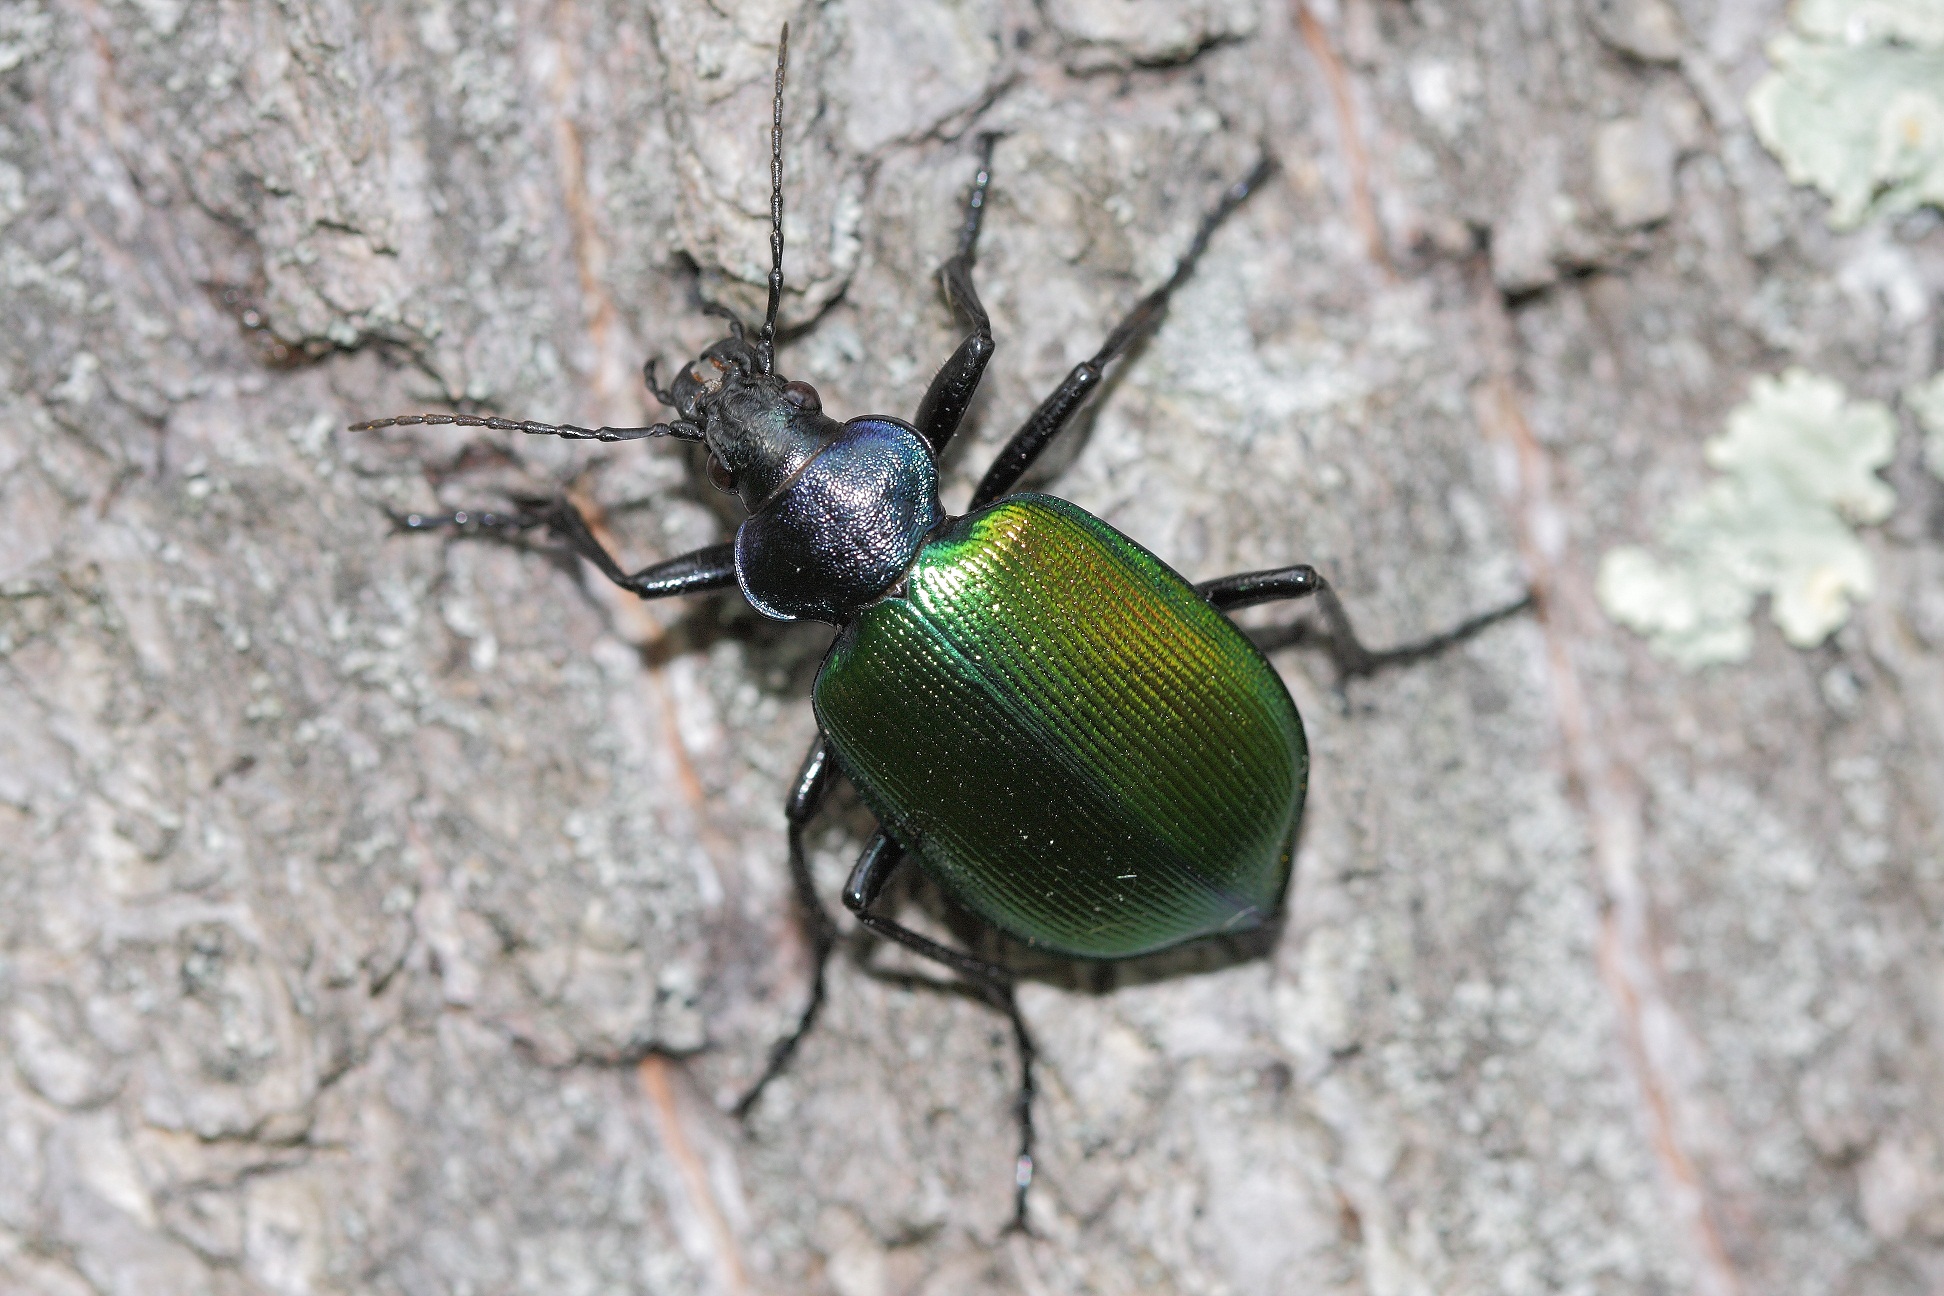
top-left (815, 494), bottom-right (1307, 959)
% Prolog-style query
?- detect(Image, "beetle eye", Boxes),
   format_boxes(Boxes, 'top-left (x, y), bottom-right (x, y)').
top-left (706, 452), bottom-right (738, 495)
top-left (781, 380), bottom-right (821, 412)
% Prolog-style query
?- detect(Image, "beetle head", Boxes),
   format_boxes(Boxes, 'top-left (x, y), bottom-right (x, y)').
top-left (663, 334), bottom-right (843, 514)
top-left (648, 26), bottom-right (853, 515)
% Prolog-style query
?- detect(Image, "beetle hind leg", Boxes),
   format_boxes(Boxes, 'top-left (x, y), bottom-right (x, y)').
top-left (1197, 563), bottom-right (1533, 681)
top-left (733, 736), bottom-right (843, 1118)
top-left (845, 831), bottom-right (1039, 1234)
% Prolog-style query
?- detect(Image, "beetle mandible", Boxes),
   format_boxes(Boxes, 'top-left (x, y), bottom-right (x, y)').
top-left (353, 26), bottom-right (1527, 1230)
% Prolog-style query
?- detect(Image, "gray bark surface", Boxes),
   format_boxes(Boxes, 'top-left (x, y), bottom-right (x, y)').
top-left (3, 0), bottom-right (1942, 1292)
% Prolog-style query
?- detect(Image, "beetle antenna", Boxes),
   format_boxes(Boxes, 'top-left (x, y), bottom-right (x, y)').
top-left (349, 412), bottom-right (704, 443)
top-left (757, 23), bottom-right (789, 375)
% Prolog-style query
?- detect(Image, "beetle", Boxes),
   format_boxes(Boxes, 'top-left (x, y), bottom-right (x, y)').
top-left (354, 27), bottom-right (1526, 1230)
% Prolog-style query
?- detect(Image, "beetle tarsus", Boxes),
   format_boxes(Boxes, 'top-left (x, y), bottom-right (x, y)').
top-left (1002, 981), bottom-right (1038, 1237)
top-left (1199, 562), bottom-right (1535, 689)
top-left (1328, 588), bottom-right (1536, 680)
top-left (969, 154), bottom-right (1273, 509)
top-left (386, 506), bottom-right (549, 536)
top-left (843, 837), bottom-right (1041, 1232)
top-left (389, 497), bottom-right (741, 601)
top-left (854, 914), bottom-right (1040, 1235)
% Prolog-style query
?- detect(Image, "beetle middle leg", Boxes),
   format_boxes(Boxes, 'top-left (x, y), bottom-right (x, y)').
top-left (968, 156), bottom-right (1275, 510)
top-left (843, 830), bottom-right (1039, 1234)
top-left (1197, 563), bottom-right (1533, 681)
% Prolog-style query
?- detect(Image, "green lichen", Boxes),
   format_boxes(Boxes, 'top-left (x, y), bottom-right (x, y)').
top-left (1910, 371), bottom-right (1944, 479)
top-left (1747, 0), bottom-right (1944, 228)
top-left (1598, 369), bottom-right (1897, 668)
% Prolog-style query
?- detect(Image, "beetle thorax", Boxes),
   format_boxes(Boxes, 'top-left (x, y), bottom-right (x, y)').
top-left (669, 336), bottom-right (944, 626)
top-left (729, 413), bottom-right (946, 626)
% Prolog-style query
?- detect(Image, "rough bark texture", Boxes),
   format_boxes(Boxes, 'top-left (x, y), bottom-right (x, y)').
top-left (4, 0), bottom-right (1942, 1293)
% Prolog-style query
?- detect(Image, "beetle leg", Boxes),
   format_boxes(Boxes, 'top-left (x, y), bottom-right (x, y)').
top-left (1195, 563), bottom-right (1327, 611)
top-left (839, 827), bottom-right (901, 911)
top-left (1197, 562), bottom-right (1533, 682)
top-left (911, 135), bottom-right (1000, 459)
top-left (532, 501), bottom-right (741, 600)
top-left (843, 830), bottom-right (1039, 1234)
top-left (387, 505), bottom-right (551, 536)
top-left (968, 156), bottom-right (1274, 511)
top-left (394, 500), bottom-right (740, 601)
top-left (734, 735), bottom-right (842, 1118)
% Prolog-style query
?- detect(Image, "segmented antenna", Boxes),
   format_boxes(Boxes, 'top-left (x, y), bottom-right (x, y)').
top-left (757, 24), bottom-right (789, 375)
top-left (348, 412), bottom-right (703, 443)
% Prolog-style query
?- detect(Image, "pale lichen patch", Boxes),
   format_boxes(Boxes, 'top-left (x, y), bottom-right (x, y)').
top-left (1597, 369), bottom-right (1897, 667)
top-left (1792, 0), bottom-right (1944, 46)
top-left (1746, 0), bottom-right (1944, 228)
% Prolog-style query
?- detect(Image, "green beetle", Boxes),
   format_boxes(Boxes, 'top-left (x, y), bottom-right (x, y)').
top-left (356, 28), bottom-right (1523, 1231)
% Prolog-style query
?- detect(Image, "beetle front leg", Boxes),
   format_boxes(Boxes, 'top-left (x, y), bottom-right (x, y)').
top-left (532, 501), bottom-right (739, 600)
top-left (969, 157), bottom-right (1273, 510)
top-left (735, 735), bottom-right (843, 1117)
top-left (396, 500), bottom-right (739, 601)
top-left (1197, 563), bottom-right (1532, 681)
top-left (911, 136), bottom-right (999, 460)
top-left (844, 830), bottom-right (1039, 1235)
